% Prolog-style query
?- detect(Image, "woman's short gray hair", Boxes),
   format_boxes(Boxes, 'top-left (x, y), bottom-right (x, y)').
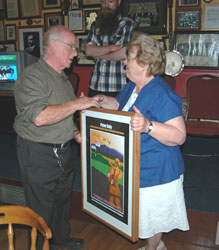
top-left (127, 32), bottom-right (166, 76)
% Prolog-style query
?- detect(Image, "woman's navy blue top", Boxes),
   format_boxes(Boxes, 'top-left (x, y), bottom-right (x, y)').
top-left (116, 76), bottom-right (185, 188)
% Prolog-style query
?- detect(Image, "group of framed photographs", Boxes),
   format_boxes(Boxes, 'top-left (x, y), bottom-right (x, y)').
top-left (0, 0), bottom-right (101, 62)
top-left (0, 24), bottom-right (43, 58)
top-left (175, 0), bottom-right (219, 31)
top-left (175, 0), bottom-right (201, 31)
top-left (4, 0), bottom-right (41, 20)
top-left (1, 0), bottom-right (219, 68)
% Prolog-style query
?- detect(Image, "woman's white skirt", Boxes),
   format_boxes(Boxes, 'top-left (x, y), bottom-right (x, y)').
top-left (139, 175), bottom-right (190, 239)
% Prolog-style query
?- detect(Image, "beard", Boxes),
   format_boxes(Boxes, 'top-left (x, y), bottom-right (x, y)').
top-left (96, 8), bottom-right (119, 36)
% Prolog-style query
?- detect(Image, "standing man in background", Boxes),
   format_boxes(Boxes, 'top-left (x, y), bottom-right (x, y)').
top-left (86, 0), bottom-right (135, 97)
top-left (14, 25), bottom-right (99, 250)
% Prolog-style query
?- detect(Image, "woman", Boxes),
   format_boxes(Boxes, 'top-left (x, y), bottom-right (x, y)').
top-left (95, 32), bottom-right (189, 250)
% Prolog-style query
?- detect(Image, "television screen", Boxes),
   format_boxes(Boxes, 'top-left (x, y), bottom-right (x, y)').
top-left (0, 54), bottom-right (17, 82)
top-left (0, 51), bottom-right (38, 92)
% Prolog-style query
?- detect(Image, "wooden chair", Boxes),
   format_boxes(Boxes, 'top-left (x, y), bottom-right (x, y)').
top-left (67, 72), bottom-right (80, 97)
top-left (0, 205), bottom-right (52, 250)
top-left (162, 74), bottom-right (176, 90)
top-left (185, 74), bottom-right (219, 136)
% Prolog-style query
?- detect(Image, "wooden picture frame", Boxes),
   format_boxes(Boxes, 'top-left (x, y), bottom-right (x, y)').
top-left (44, 12), bottom-right (64, 31)
top-left (0, 20), bottom-right (4, 41)
top-left (6, 24), bottom-right (16, 41)
top-left (175, 8), bottom-right (201, 30)
top-left (176, 0), bottom-right (200, 7)
top-left (0, 41), bottom-right (16, 51)
top-left (81, 108), bottom-right (140, 242)
top-left (19, 0), bottom-right (41, 18)
top-left (17, 26), bottom-right (43, 58)
top-left (83, 0), bottom-right (101, 6)
top-left (84, 7), bottom-right (100, 32)
top-left (42, 0), bottom-right (61, 9)
top-left (123, 0), bottom-right (167, 35)
top-left (174, 31), bottom-right (219, 69)
top-left (202, 4), bottom-right (219, 30)
top-left (75, 34), bottom-right (95, 66)
top-left (4, 0), bottom-right (19, 20)
top-left (68, 9), bottom-right (85, 33)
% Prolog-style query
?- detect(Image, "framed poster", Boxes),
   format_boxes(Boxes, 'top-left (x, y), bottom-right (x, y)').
top-left (175, 8), bottom-right (201, 30)
top-left (6, 24), bottom-right (16, 40)
top-left (20, 0), bottom-right (41, 18)
top-left (123, 0), bottom-right (167, 35)
top-left (17, 26), bottom-right (43, 58)
top-left (176, 0), bottom-right (200, 7)
top-left (4, 0), bottom-right (19, 19)
top-left (42, 0), bottom-right (61, 9)
top-left (44, 12), bottom-right (64, 31)
top-left (203, 5), bottom-right (219, 30)
top-left (76, 35), bottom-right (95, 66)
top-left (81, 108), bottom-right (140, 242)
top-left (68, 9), bottom-right (85, 33)
top-left (174, 31), bottom-right (219, 68)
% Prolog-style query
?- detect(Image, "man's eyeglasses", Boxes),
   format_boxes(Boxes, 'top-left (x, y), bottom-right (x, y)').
top-left (55, 39), bottom-right (79, 52)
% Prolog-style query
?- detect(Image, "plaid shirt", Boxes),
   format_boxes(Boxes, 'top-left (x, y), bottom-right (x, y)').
top-left (86, 16), bottom-right (135, 92)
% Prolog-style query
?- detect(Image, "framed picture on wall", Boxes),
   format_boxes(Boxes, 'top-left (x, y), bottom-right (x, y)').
top-left (4, 0), bottom-right (19, 19)
top-left (83, 0), bottom-right (101, 6)
top-left (123, 0), bottom-right (167, 35)
top-left (17, 26), bottom-right (43, 58)
top-left (71, 0), bottom-right (79, 9)
top-left (20, 0), bottom-right (41, 18)
top-left (42, 0), bottom-right (61, 9)
top-left (6, 24), bottom-right (16, 40)
top-left (202, 5), bottom-right (219, 30)
top-left (68, 9), bottom-right (85, 33)
top-left (44, 12), bottom-right (64, 31)
top-left (176, 0), bottom-right (200, 7)
top-left (81, 108), bottom-right (140, 242)
top-left (76, 35), bottom-right (95, 66)
top-left (174, 31), bottom-right (219, 68)
top-left (175, 8), bottom-right (201, 30)
top-left (0, 41), bottom-right (16, 51)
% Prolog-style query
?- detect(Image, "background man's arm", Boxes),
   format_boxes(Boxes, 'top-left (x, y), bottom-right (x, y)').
top-left (85, 44), bottom-right (126, 61)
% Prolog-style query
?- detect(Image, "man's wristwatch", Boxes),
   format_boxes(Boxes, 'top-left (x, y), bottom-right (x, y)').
top-left (146, 121), bottom-right (153, 134)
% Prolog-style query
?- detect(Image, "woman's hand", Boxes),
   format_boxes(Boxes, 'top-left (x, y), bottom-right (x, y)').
top-left (92, 95), bottom-right (119, 110)
top-left (131, 106), bottom-right (186, 146)
top-left (131, 106), bottom-right (150, 133)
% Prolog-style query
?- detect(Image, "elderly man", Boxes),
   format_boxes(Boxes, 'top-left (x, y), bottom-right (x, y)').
top-left (14, 25), bottom-right (99, 250)
top-left (86, 0), bottom-right (135, 97)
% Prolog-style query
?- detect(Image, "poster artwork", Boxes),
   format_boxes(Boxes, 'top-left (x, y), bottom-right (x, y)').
top-left (86, 117), bottom-right (129, 223)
